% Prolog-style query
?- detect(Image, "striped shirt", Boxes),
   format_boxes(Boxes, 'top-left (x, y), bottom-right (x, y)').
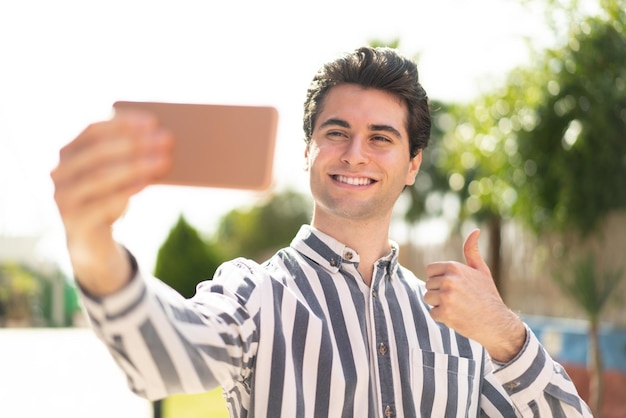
top-left (81, 225), bottom-right (591, 417)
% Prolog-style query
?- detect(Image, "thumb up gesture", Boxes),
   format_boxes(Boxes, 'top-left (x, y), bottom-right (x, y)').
top-left (424, 229), bottom-right (526, 362)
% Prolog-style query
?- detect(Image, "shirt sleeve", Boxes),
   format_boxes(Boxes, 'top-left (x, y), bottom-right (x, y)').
top-left (78, 254), bottom-right (263, 401)
top-left (480, 324), bottom-right (592, 417)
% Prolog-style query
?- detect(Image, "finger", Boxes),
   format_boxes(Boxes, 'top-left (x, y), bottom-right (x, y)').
top-left (425, 260), bottom-right (464, 280)
top-left (54, 149), bottom-right (170, 215)
top-left (425, 261), bottom-right (443, 279)
top-left (63, 112), bottom-right (158, 156)
top-left (463, 229), bottom-right (490, 275)
top-left (424, 277), bottom-right (441, 291)
top-left (51, 117), bottom-right (173, 238)
top-left (54, 118), bottom-right (170, 185)
top-left (424, 275), bottom-right (443, 291)
top-left (428, 306), bottom-right (448, 325)
top-left (62, 188), bottom-right (132, 236)
top-left (422, 289), bottom-right (440, 308)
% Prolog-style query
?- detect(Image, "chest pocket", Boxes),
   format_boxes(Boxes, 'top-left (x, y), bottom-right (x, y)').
top-left (411, 349), bottom-right (479, 417)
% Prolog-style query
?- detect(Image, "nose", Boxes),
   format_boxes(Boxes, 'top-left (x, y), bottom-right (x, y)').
top-left (341, 137), bottom-right (369, 165)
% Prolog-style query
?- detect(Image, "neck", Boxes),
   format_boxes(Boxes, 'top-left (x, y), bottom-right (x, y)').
top-left (311, 212), bottom-right (392, 286)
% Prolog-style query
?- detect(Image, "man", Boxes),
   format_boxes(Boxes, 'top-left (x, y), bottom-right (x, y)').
top-left (51, 46), bottom-right (591, 417)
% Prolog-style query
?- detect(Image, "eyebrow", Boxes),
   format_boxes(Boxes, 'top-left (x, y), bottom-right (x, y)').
top-left (318, 118), bottom-right (403, 139)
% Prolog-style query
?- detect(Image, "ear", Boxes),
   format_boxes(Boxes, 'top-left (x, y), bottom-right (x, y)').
top-left (405, 151), bottom-right (422, 186)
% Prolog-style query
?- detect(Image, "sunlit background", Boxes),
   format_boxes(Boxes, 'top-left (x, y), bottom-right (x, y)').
top-left (5, 1), bottom-right (624, 418)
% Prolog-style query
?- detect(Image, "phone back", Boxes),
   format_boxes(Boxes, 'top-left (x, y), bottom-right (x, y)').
top-left (113, 101), bottom-right (278, 191)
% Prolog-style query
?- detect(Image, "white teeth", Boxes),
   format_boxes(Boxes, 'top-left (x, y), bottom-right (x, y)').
top-left (335, 175), bottom-right (373, 186)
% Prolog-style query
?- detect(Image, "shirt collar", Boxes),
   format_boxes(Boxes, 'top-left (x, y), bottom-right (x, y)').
top-left (290, 225), bottom-right (400, 275)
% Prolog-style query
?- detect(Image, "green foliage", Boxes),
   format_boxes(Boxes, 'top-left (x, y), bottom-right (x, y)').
top-left (416, 6), bottom-right (626, 238)
top-left (400, 0), bottom-right (626, 237)
top-left (216, 189), bottom-right (312, 261)
top-left (553, 251), bottom-right (624, 417)
top-left (368, 39), bottom-right (401, 49)
top-left (0, 262), bottom-right (78, 326)
top-left (404, 100), bottom-right (458, 223)
top-left (399, 4), bottom-right (626, 303)
top-left (154, 190), bottom-right (311, 299)
top-left (514, 14), bottom-right (626, 235)
top-left (157, 191), bottom-right (310, 416)
top-left (422, 98), bottom-right (525, 223)
top-left (553, 254), bottom-right (624, 321)
top-left (37, 271), bottom-right (81, 327)
top-left (154, 215), bottom-right (223, 298)
top-left (0, 262), bottom-right (40, 324)
top-left (404, 68), bottom-right (539, 228)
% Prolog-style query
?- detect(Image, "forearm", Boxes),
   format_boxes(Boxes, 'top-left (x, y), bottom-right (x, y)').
top-left (69, 237), bottom-right (132, 297)
top-left (78, 256), bottom-right (259, 400)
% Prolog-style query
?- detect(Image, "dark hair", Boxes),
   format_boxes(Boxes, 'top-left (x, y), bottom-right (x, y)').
top-left (303, 46), bottom-right (431, 158)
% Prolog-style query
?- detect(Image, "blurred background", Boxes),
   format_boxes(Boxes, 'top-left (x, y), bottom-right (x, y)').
top-left (1, 0), bottom-right (625, 417)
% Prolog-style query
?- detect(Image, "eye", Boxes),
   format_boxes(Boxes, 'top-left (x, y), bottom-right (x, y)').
top-left (372, 135), bottom-right (392, 143)
top-left (327, 130), bottom-right (348, 139)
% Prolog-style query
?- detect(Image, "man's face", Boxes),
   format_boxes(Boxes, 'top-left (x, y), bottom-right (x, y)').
top-left (305, 83), bottom-right (422, 226)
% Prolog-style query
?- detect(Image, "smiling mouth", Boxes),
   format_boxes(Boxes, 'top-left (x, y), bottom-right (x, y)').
top-left (332, 175), bottom-right (375, 186)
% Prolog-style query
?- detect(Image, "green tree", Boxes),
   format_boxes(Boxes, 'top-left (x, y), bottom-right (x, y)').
top-left (553, 255), bottom-right (623, 417)
top-left (154, 215), bottom-right (223, 298)
top-left (158, 191), bottom-right (311, 418)
top-left (36, 267), bottom-right (80, 327)
top-left (378, 35), bottom-right (520, 291)
top-left (421, 99), bottom-right (520, 291)
top-left (216, 189), bottom-right (312, 262)
top-left (0, 261), bottom-right (81, 328)
top-left (366, 39), bottom-right (509, 289)
top-left (404, 100), bottom-right (458, 224)
top-left (513, 11), bottom-right (626, 235)
top-left (153, 215), bottom-right (224, 418)
top-left (408, 1), bottom-right (626, 299)
top-left (509, 6), bottom-right (626, 416)
top-left (389, 15), bottom-right (626, 414)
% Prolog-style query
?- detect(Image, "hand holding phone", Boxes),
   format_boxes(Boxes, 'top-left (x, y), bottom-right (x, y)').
top-left (113, 101), bottom-right (278, 190)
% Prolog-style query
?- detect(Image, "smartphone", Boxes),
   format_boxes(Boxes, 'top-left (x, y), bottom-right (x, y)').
top-left (113, 100), bottom-right (278, 191)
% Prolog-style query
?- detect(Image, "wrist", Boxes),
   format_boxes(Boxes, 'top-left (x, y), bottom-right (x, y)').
top-left (486, 313), bottom-right (527, 363)
top-left (70, 239), bottom-right (133, 297)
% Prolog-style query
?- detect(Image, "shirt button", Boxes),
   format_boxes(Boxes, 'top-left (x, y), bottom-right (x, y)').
top-left (330, 258), bottom-right (338, 267)
top-left (372, 290), bottom-right (377, 298)
top-left (344, 250), bottom-right (354, 260)
top-left (505, 381), bottom-right (521, 391)
top-left (378, 343), bottom-right (388, 356)
top-left (384, 405), bottom-right (394, 417)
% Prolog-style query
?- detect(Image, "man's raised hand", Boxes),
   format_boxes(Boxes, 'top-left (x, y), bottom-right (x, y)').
top-left (50, 111), bottom-right (173, 295)
top-left (424, 229), bottom-right (526, 362)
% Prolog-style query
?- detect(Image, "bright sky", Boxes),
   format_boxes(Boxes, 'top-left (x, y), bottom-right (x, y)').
top-left (0, 0), bottom-right (555, 275)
